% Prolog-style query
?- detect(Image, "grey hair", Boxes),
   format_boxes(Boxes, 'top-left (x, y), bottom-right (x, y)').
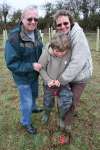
top-left (21, 5), bottom-right (38, 20)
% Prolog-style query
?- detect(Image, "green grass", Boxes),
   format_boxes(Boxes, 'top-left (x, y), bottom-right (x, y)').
top-left (0, 33), bottom-right (100, 150)
top-left (86, 32), bottom-right (98, 51)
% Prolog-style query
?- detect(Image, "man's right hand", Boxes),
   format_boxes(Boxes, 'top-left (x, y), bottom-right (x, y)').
top-left (33, 63), bottom-right (42, 72)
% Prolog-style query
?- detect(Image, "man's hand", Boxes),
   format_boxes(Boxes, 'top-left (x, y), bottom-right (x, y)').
top-left (33, 63), bottom-right (42, 72)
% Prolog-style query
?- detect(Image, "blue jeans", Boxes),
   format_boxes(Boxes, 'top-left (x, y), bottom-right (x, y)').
top-left (43, 85), bottom-right (73, 119)
top-left (17, 80), bottom-right (38, 125)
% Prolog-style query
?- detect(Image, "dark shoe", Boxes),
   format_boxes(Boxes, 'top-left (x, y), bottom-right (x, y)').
top-left (22, 124), bottom-right (37, 134)
top-left (32, 108), bottom-right (43, 113)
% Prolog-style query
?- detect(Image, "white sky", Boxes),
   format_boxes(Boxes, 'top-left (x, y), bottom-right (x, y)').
top-left (0, 0), bottom-right (57, 17)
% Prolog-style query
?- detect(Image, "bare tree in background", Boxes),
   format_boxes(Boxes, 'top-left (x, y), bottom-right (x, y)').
top-left (55, 0), bottom-right (100, 19)
top-left (0, 2), bottom-right (10, 29)
top-left (44, 2), bottom-right (55, 28)
top-left (10, 9), bottom-right (21, 23)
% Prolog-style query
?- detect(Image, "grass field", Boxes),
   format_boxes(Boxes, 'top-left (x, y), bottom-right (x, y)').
top-left (0, 33), bottom-right (100, 150)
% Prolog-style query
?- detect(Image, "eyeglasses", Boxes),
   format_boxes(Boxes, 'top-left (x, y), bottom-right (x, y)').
top-left (56, 22), bottom-right (69, 27)
top-left (27, 17), bottom-right (38, 22)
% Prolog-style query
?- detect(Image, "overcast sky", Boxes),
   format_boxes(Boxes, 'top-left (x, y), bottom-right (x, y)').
top-left (0, 0), bottom-right (57, 17)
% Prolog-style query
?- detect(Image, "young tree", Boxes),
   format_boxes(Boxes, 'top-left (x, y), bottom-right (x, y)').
top-left (10, 10), bottom-right (21, 23)
top-left (0, 2), bottom-right (10, 28)
top-left (44, 2), bottom-right (55, 28)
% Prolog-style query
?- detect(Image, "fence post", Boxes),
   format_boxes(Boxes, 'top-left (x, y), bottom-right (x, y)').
top-left (49, 27), bottom-right (56, 42)
top-left (39, 30), bottom-right (44, 42)
top-left (52, 30), bottom-right (56, 37)
top-left (96, 27), bottom-right (100, 51)
top-left (3, 29), bottom-right (8, 48)
top-left (49, 27), bottom-right (51, 42)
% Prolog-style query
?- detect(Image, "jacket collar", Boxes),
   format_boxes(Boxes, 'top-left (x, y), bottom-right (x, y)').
top-left (20, 25), bottom-right (37, 42)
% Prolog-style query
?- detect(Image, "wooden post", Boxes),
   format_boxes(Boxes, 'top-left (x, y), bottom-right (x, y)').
top-left (39, 30), bottom-right (44, 42)
top-left (50, 26), bottom-right (53, 38)
top-left (3, 29), bottom-right (8, 48)
top-left (52, 30), bottom-right (56, 37)
top-left (49, 27), bottom-right (56, 41)
top-left (49, 27), bottom-right (51, 42)
top-left (96, 27), bottom-right (100, 51)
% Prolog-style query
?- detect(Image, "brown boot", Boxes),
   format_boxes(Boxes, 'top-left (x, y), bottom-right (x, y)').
top-left (64, 107), bottom-right (74, 132)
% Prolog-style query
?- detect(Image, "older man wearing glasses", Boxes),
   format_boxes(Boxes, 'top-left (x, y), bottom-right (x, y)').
top-left (5, 6), bottom-right (43, 135)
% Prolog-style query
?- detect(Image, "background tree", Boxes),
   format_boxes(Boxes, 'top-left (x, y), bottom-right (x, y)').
top-left (0, 2), bottom-right (10, 29)
top-left (42, 0), bottom-right (100, 31)
top-left (38, 17), bottom-right (47, 30)
top-left (43, 2), bottom-right (55, 28)
top-left (55, 0), bottom-right (100, 19)
top-left (10, 9), bottom-right (21, 23)
top-left (0, 10), bottom-right (3, 22)
top-left (55, 0), bottom-right (82, 19)
top-left (55, 0), bottom-right (65, 9)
